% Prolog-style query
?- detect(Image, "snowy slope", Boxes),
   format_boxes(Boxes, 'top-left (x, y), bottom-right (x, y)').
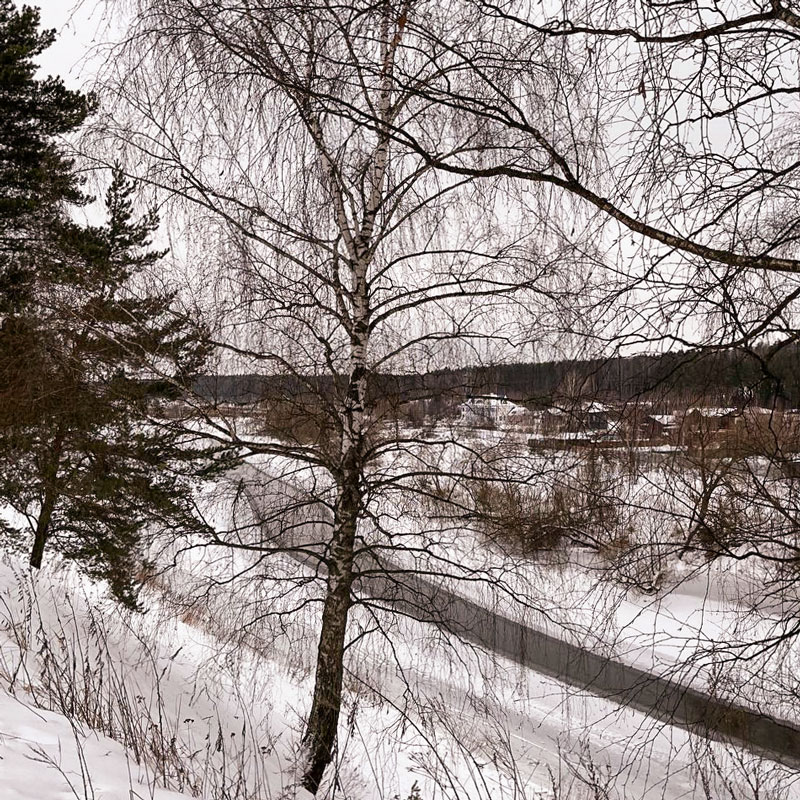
top-left (0, 688), bottom-right (191, 800)
top-left (1, 470), bottom-right (799, 800)
top-left (0, 554), bottom-right (313, 800)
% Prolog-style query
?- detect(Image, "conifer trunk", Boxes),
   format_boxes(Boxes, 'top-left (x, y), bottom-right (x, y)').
top-left (29, 485), bottom-right (57, 569)
top-left (30, 430), bottom-right (64, 569)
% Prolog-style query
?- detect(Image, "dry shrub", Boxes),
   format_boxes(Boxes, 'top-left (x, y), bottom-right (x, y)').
top-left (472, 453), bottom-right (621, 557)
top-left (0, 562), bottom-right (281, 799)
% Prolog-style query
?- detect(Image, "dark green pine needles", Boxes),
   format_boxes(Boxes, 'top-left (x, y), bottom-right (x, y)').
top-left (0, 3), bottom-right (232, 607)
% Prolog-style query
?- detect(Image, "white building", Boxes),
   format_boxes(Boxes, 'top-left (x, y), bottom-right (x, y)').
top-left (457, 394), bottom-right (525, 426)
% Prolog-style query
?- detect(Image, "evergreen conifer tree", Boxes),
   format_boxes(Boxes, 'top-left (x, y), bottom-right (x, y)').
top-left (0, 5), bottom-right (227, 607)
top-left (0, 0), bottom-right (93, 314)
top-left (0, 165), bottom-right (225, 608)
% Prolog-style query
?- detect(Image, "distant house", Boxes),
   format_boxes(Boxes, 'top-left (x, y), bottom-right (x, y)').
top-left (684, 407), bottom-right (739, 431)
top-left (543, 401), bottom-right (614, 434)
top-left (584, 401), bottom-right (613, 430)
top-left (613, 406), bottom-right (671, 443)
top-left (457, 394), bottom-right (523, 427)
top-left (641, 413), bottom-right (672, 441)
top-left (541, 406), bottom-right (567, 433)
top-left (506, 405), bottom-right (536, 426)
top-left (676, 407), bottom-right (739, 446)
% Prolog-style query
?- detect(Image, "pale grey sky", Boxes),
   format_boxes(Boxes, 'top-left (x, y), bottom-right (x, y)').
top-left (27, 1), bottom-right (110, 88)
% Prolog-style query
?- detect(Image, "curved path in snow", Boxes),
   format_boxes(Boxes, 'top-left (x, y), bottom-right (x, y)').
top-left (356, 566), bottom-right (800, 770)
top-left (241, 467), bottom-right (800, 770)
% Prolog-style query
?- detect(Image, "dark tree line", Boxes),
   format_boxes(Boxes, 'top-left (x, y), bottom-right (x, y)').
top-left (201, 341), bottom-right (800, 418)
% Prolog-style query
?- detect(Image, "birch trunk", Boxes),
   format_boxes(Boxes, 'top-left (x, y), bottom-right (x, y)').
top-left (301, 463), bottom-right (360, 792)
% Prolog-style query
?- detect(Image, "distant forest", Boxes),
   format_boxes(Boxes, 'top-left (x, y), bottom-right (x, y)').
top-left (196, 343), bottom-right (800, 411)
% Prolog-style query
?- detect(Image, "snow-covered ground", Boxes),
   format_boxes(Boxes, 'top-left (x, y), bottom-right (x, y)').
top-left (1, 536), bottom-right (799, 798)
top-left (0, 688), bottom-right (191, 800)
top-left (0, 553), bottom-right (312, 800)
top-left (3, 423), bottom-right (800, 799)
top-left (341, 428), bottom-right (800, 723)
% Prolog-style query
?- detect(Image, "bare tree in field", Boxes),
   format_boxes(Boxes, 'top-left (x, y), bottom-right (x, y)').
top-left (91, 0), bottom-right (599, 790)
top-left (89, 0), bottom-right (800, 792)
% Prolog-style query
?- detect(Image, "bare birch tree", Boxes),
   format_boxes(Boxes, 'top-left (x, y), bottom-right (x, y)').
top-left (91, 0), bottom-right (594, 790)
top-left (87, 0), bottom-right (800, 791)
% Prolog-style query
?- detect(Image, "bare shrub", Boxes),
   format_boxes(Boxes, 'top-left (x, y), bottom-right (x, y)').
top-left (471, 449), bottom-right (621, 558)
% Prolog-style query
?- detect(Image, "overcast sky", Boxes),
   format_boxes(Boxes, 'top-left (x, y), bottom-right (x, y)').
top-left (30, 1), bottom-right (112, 89)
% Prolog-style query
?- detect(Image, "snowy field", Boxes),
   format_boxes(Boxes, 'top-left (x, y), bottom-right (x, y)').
top-left (241, 427), bottom-right (800, 727)
top-left (1, 424), bottom-right (799, 798)
top-left (1, 527), bottom-right (799, 798)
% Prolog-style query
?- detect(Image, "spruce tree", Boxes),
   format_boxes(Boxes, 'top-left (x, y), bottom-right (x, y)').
top-left (0, 1), bottom-right (93, 314)
top-left (0, 6), bottom-right (227, 606)
top-left (0, 166), bottom-right (224, 608)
